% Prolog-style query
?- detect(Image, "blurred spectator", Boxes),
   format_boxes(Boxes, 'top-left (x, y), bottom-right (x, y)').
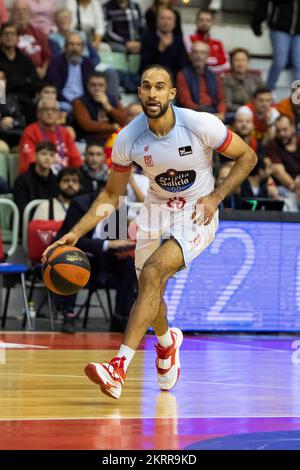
top-left (223, 48), bottom-right (264, 121)
top-left (6, 0), bottom-right (59, 35)
top-left (103, 0), bottom-right (143, 54)
top-left (232, 113), bottom-right (258, 153)
top-left (64, 0), bottom-right (104, 50)
top-left (0, 0), bottom-right (8, 24)
top-left (79, 142), bottom-right (108, 193)
top-left (33, 166), bottom-right (80, 220)
top-left (145, 0), bottom-right (182, 36)
top-left (276, 84), bottom-right (300, 133)
top-left (56, 190), bottom-right (137, 332)
top-left (176, 41), bottom-right (225, 120)
top-left (72, 71), bottom-right (125, 144)
top-left (0, 65), bottom-right (26, 148)
top-left (49, 7), bottom-right (99, 67)
top-left (13, 140), bottom-right (58, 215)
top-left (33, 82), bottom-right (69, 125)
top-left (236, 86), bottom-right (280, 144)
top-left (104, 102), bottom-right (142, 167)
top-left (184, 8), bottom-right (230, 74)
top-left (0, 22), bottom-right (40, 121)
top-left (11, 0), bottom-right (51, 79)
top-left (252, 0), bottom-right (300, 90)
top-left (216, 162), bottom-right (242, 209)
top-left (18, 97), bottom-right (82, 174)
top-left (240, 157), bottom-right (277, 199)
top-left (140, 8), bottom-right (187, 78)
top-left (0, 175), bottom-right (10, 193)
top-left (46, 31), bottom-right (94, 113)
top-left (284, 175), bottom-right (300, 211)
top-left (266, 114), bottom-right (300, 191)
top-left (127, 163), bottom-right (148, 203)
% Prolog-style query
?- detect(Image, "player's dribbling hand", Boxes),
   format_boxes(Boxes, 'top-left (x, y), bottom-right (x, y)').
top-left (41, 231), bottom-right (79, 262)
top-left (192, 193), bottom-right (220, 226)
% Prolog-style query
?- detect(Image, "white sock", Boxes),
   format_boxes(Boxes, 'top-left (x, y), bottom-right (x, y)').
top-left (157, 328), bottom-right (173, 349)
top-left (116, 344), bottom-right (136, 372)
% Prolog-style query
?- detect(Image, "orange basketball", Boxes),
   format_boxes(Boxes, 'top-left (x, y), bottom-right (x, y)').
top-left (42, 246), bottom-right (91, 295)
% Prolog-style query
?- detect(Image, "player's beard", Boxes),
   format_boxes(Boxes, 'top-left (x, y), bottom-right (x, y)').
top-left (141, 100), bottom-right (169, 119)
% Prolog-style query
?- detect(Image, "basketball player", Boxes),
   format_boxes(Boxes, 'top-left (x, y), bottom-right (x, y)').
top-left (43, 65), bottom-right (257, 399)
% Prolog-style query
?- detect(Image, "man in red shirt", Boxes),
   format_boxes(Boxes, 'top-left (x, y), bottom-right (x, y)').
top-left (184, 8), bottom-right (230, 74)
top-left (176, 41), bottom-right (226, 121)
top-left (11, 0), bottom-right (51, 79)
top-left (19, 97), bottom-right (82, 174)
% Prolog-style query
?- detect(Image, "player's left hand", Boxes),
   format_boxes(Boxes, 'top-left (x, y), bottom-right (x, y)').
top-left (191, 193), bottom-right (220, 226)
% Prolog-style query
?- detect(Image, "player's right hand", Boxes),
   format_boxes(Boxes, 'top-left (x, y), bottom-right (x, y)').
top-left (42, 231), bottom-right (79, 261)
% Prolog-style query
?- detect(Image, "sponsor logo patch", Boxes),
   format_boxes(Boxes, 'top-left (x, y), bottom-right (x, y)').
top-left (155, 168), bottom-right (196, 193)
top-left (178, 146), bottom-right (193, 156)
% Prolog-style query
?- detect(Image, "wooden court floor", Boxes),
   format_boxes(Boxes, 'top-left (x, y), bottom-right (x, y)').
top-left (1, 332), bottom-right (300, 450)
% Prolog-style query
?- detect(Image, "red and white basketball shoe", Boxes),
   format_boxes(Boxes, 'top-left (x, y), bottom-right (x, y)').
top-left (155, 327), bottom-right (183, 391)
top-left (84, 356), bottom-right (126, 399)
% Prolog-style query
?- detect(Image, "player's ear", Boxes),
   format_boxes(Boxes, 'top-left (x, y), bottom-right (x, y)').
top-left (169, 87), bottom-right (177, 101)
top-left (137, 86), bottom-right (142, 100)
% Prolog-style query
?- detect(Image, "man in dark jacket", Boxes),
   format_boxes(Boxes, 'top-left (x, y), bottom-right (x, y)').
top-left (140, 8), bottom-right (187, 78)
top-left (0, 22), bottom-right (40, 123)
top-left (79, 142), bottom-right (108, 194)
top-left (252, 0), bottom-right (300, 89)
top-left (46, 32), bottom-right (94, 113)
top-left (13, 141), bottom-right (58, 216)
top-left (55, 190), bottom-right (137, 333)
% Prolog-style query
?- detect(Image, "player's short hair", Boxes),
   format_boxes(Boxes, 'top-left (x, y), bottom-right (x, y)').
top-left (230, 48), bottom-right (251, 63)
top-left (140, 64), bottom-right (175, 87)
top-left (35, 141), bottom-right (57, 154)
top-left (253, 86), bottom-right (272, 98)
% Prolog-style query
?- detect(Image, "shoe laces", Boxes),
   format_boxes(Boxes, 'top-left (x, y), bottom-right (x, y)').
top-left (108, 356), bottom-right (126, 378)
top-left (155, 335), bottom-right (175, 359)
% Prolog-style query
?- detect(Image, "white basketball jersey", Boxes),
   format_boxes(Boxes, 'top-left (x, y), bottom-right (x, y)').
top-left (112, 105), bottom-right (232, 206)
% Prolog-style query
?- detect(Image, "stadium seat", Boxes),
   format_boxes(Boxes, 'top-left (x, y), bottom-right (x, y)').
top-left (6, 153), bottom-right (19, 188)
top-left (0, 153), bottom-right (8, 181)
top-left (0, 198), bottom-right (32, 329)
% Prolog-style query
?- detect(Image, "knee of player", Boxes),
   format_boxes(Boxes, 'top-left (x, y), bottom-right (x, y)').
top-left (139, 261), bottom-right (163, 288)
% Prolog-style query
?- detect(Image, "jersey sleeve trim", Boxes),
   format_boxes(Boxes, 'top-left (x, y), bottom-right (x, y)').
top-left (112, 162), bottom-right (133, 173)
top-left (214, 129), bottom-right (233, 153)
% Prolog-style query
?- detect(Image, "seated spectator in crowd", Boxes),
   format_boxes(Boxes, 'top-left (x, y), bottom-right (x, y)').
top-left (0, 175), bottom-right (10, 193)
top-left (284, 175), bottom-right (300, 211)
top-left (13, 141), bottom-right (58, 216)
top-left (145, 0), bottom-right (182, 36)
top-left (46, 32), bottom-right (94, 113)
top-left (240, 157), bottom-right (278, 199)
top-left (33, 166), bottom-right (81, 220)
top-left (11, 0), bottom-right (51, 79)
top-left (64, 0), bottom-right (105, 50)
top-left (104, 102), bottom-right (142, 167)
top-left (0, 22), bottom-right (40, 121)
top-left (73, 71), bottom-right (125, 144)
top-left (79, 142), bottom-right (108, 193)
top-left (140, 8), bottom-right (187, 79)
top-left (223, 48), bottom-right (264, 121)
top-left (0, 0), bottom-right (8, 25)
top-left (184, 8), bottom-right (230, 74)
top-left (127, 163), bottom-right (148, 204)
top-left (6, 0), bottom-right (59, 35)
top-left (232, 112), bottom-right (258, 153)
top-left (49, 7), bottom-right (99, 67)
top-left (216, 162), bottom-right (242, 209)
top-left (55, 189), bottom-right (137, 333)
top-left (103, 0), bottom-right (143, 54)
top-left (276, 84), bottom-right (300, 133)
top-left (34, 82), bottom-right (69, 125)
top-left (0, 66), bottom-right (26, 149)
top-left (266, 115), bottom-right (300, 192)
top-left (236, 87), bottom-right (280, 144)
top-left (18, 97), bottom-right (82, 174)
top-left (176, 41), bottom-right (226, 120)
